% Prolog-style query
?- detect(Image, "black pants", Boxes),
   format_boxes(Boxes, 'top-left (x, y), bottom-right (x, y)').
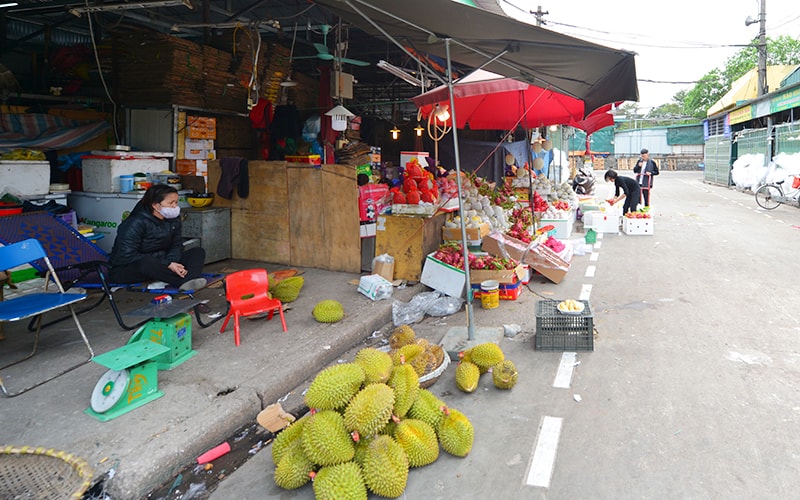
top-left (623, 188), bottom-right (641, 214)
top-left (109, 247), bottom-right (206, 287)
top-left (641, 186), bottom-right (652, 207)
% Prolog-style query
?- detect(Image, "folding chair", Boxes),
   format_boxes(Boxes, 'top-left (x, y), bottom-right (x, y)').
top-left (0, 239), bottom-right (94, 397)
top-left (0, 211), bottom-right (226, 331)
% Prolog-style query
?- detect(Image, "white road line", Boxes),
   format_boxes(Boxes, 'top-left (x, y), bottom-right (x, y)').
top-left (579, 284), bottom-right (592, 301)
top-left (553, 352), bottom-right (577, 388)
top-left (526, 416), bottom-right (563, 488)
top-left (585, 266), bottom-right (596, 278)
top-left (590, 251), bottom-right (599, 262)
top-left (594, 241), bottom-right (602, 249)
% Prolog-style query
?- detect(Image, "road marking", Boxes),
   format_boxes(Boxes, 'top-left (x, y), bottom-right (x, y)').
top-left (585, 266), bottom-right (596, 278)
top-left (579, 284), bottom-right (592, 300)
top-left (553, 352), bottom-right (577, 388)
top-left (590, 251), bottom-right (599, 262)
top-left (594, 241), bottom-right (602, 249)
top-left (526, 416), bottom-right (563, 488)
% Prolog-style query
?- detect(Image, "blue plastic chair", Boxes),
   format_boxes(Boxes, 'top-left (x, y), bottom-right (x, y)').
top-left (0, 239), bottom-right (94, 397)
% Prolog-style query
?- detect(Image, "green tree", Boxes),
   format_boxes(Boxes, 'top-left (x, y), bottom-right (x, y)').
top-left (681, 34), bottom-right (800, 118)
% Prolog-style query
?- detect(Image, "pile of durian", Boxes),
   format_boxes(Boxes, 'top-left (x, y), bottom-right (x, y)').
top-left (385, 324), bottom-right (446, 380)
top-left (271, 332), bottom-right (473, 499)
top-left (455, 342), bottom-right (519, 393)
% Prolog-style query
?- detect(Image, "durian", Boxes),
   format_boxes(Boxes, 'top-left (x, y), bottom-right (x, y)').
top-left (437, 406), bottom-right (474, 457)
top-left (389, 325), bottom-right (416, 349)
top-left (271, 276), bottom-right (304, 303)
top-left (409, 349), bottom-right (437, 377)
top-left (407, 389), bottom-right (446, 429)
top-left (312, 462), bottom-right (368, 500)
top-left (305, 363), bottom-right (365, 410)
top-left (344, 383), bottom-right (395, 437)
top-left (394, 418), bottom-right (439, 467)
top-left (492, 360), bottom-right (519, 390)
top-left (313, 299), bottom-right (344, 323)
top-left (390, 343), bottom-right (424, 366)
top-left (468, 342), bottom-right (505, 372)
top-left (274, 441), bottom-right (314, 490)
top-left (455, 361), bottom-right (481, 393)
top-left (271, 416), bottom-right (307, 464)
top-left (388, 363), bottom-right (419, 418)
top-left (354, 347), bottom-right (393, 384)
top-left (301, 410), bottom-right (356, 466)
top-left (361, 434), bottom-right (409, 498)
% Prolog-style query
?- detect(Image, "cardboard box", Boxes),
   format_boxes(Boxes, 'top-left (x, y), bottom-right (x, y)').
top-left (481, 232), bottom-right (532, 263)
top-left (176, 159), bottom-right (208, 175)
top-left (372, 259), bottom-right (394, 281)
top-left (358, 274), bottom-right (393, 301)
top-left (442, 223), bottom-right (490, 245)
top-left (0, 160), bottom-right (50, 196)
top-left (185, 149), bottom-right (216, 161)
top-left (526, 242), bottom-right (572, 284)
top-left (469, 263), bottom-right (526, 285)
top-left (401, 151), bottom-right (429, 169)
top-left (420, 253), bottom-right (465, 298)
top-left (187, 116), bottom-right (217, 140)
top-left (185, 139), bottom-right (215, 151)
top-left (622, 217), bottom-right (654, 235)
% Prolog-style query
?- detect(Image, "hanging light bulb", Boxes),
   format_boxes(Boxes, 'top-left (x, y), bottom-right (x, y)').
top-left (390, 126), bottom-right (400, 140)
top-left (414, 123), bottom-right (424, 137)
top-left (433, 103), bottom-right (450, 123)
top-left (326, 104), bottom-right (354, 132)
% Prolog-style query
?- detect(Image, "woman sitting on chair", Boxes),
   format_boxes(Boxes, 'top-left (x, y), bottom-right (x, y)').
top-left (109, 184), bottom-right (206, 291)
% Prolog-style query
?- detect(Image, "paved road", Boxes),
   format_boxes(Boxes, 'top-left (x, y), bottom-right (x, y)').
top-left (210, 170), bottom-right (800, 499)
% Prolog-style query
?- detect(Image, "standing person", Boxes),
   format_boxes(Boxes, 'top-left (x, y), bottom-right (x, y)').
top-left (633, 148), bottom-right (659, 207)
top-left (109, 184), bottom-right (206, 291)
top-left (604, 169), bottom-right (641, 214)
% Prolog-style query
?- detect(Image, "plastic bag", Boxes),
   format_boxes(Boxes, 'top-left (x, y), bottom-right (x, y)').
top-left (372, 253), bottom-right (394, 281)
top-left (425, 295), bottom-right (463, 316)
top-left (392, 291), bottom-right (442, 326)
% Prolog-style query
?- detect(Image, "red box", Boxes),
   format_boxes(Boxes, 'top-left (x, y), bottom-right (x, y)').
top-left (471, 279), bottom-right (522, 300)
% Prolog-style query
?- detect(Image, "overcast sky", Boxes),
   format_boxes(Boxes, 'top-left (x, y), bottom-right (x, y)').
top-left (500, 0), bottom-right (800, 112)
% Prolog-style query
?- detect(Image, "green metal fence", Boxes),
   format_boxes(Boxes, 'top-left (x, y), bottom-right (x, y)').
top-left (704, 134), bottom-right (732, 186)
top-left (735, 128), bottom-right (769, 159)
top-left (774, 122), bottom-right (800, 155)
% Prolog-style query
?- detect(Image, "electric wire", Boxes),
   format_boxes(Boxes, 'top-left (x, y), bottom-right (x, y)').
top-left (84, 1), bottom-right (120, 144)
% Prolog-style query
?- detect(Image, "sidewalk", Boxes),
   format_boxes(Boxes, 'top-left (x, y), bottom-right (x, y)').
top-left (0, 259), bottom-right (420, 498)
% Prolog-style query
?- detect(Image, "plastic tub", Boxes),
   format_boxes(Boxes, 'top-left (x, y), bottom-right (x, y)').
top-left (480, 280), bottom-right (500, 309)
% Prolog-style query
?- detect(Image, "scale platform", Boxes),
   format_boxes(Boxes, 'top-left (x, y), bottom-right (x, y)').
top-left (85, 340), bottom-right (170, 422)
top-left (128, 312), bottom-right (197, 370)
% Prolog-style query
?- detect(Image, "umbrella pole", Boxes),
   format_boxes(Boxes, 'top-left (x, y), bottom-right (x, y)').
top-left (444, 38), bottom-right (475, 341)
top-left (527, 128), bottom-right (537, 235)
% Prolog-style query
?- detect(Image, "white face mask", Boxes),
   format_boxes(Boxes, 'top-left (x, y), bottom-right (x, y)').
top-left (158, 205), bottom-right (181, 219)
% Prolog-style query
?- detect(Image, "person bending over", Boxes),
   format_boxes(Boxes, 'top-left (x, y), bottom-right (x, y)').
top-left (604, 169), bottom-right (641, 214)
top-left (109, 184), bottom-right (206, 291)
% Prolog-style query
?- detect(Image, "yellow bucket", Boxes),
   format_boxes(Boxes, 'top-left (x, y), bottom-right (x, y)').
top-left (480, 280), bottom-right (500, 309)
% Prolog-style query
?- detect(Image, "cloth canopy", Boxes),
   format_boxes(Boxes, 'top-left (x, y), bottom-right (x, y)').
top-left (0, 113), bottom-right (110, 151)
top-left (314, 0), bottom-right (638, 116)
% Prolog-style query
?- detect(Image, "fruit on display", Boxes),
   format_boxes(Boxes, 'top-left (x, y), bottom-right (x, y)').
top-left (343, 383), bottom-right (396, 437)
top-left (354, 347), bottom-right (394, 385)
top-left (388, 324), bottom-right (416, 349)
top-left (492, 360), bottom-right (519, 390)
top-left (312, 300), bottom-right (344, 323)
top-left (455, 361), bottom-right (480, 393)
top-left (304, 363), bottom-right (365, 411)
top-left (272, 416), bottom-right (307, 464)
top-left (542, 235), bottom-right (566, 253)
top-left (390, 158), bottom-right (439, 206)
top-left (302, 409), bottom-right (356, 466)
top-left (465, 342), bottom-right (505, 373)
top-left (274, 440), bottom-right (315, 489)
top-left (389, 343), bottom-right (424, 366)
top-left (270, 276), bottom-right (305, 303)
top-left (437, 406), bottom-right (474, 457)
top-left (394, 418), bottom-right (439, 467)
top-left (360, 434), bottom-right (409, 497)
top-left (431, 242), bottom-right (518, 271)
top-left (387, 363), bottom-right (420, 418)
top-left (407, 389), bottom-right (447, 429)
top-left (558, 299), bottom-right (584, 313)
top-left (623, 210), bottom-right (652, 218)
top-left (311, 461), bottom-right (368, 500)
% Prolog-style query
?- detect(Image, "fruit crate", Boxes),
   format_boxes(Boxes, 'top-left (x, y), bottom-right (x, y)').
top-left (535, 299), bottom-right (593, 351)
top-left (622, 217), bottom-right (654, 235)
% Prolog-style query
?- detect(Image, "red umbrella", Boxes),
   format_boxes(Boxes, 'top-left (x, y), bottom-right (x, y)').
top-left (412, 71), bottom-right (587, 130)
top-left (569, 102), bottom-right (618, 135)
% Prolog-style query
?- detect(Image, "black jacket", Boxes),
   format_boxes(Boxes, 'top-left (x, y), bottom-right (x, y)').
top-left (109, 202), bottom-right (183, 267)
top-left (633, 159), bottom-right (659, 187)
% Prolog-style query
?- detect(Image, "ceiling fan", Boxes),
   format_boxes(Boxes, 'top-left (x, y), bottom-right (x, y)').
top-left (293, 24), bottom-right (370, 67)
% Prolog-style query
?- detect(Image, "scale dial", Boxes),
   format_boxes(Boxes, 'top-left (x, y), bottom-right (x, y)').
top-left (90, 369), bottom-right (130, 413)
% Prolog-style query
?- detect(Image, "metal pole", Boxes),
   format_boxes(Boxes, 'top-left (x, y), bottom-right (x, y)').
top-left (757, 0), bottom-right (767, 96)
top-left (444, 38), bottom-right (475, 341)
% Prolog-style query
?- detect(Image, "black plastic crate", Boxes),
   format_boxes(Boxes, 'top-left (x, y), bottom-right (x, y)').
top-left (535, 299), bottom-right (594, 351)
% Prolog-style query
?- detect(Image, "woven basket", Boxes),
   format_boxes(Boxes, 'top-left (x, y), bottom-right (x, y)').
top-left (0, 445), bottom-right (93, 499)
top-left (418, 351), bottom-right (450, 389)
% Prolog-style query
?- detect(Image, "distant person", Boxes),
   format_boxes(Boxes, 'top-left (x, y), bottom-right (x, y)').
top-left (604, 169), bottom-right (640, 214)
top-left (109, 184), bottom-right (206, 291)
top-left (633, 148), bottom-right (659, 207)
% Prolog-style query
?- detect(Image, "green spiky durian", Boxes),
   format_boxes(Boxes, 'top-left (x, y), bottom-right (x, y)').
top-left (407, 389), bottom-right (446, 429)
top-left (352, 435), bottom-right (373, 467)
top-left (455, 361), bottom-right (481, 393)
top-left (302, 410), bottom-right (356, 466)
top-left (437, 406), bottom-right (474, 457)
top-left (361, 434), bottom-right (409, 498)
top-left (344, 383), bottom-right (395, 438)
top-left (390, 343), bottom-right (424, 366)
top-left (469, 342), bottom-right (505, 373)
top-left (389, 325), bottom-right (416, 349)
top-left (274, 441), bottom-right (314, 490)
top-left (409, 349), bottom-right (437, 377)
top-left (305, 363), bottom-right (365, 410)
top-left (394, 418), bottom-right (439, 467)
top-left (271, 276), bottom-right (304, 303)
top-left (312, 462), bottom-right (368, 500)
top-left (313, 299), bottom-right (344, 323)
top-left (354, 347), bottom-right (393, 384)
top-left (492, 360), bottom-right (519, 390)
top-left (271, 416), bottom-right (307, 464)
top-left (388, 363), bottom-right (419, 418)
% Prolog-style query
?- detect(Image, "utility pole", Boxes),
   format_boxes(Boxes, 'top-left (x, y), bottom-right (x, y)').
top-left (757, 0), bottom-right (767, 96)
top-left (531, 5), bottom-right (548, 27)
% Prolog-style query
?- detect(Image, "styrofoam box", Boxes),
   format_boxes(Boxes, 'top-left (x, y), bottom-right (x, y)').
top-left (420, 253), bottom-right (465, 298)
top-left (82, 156), bottom-right (170, 193)
top-left (583, 211), bottom-right (620, 233)
top-left (622, 217), bottom-right (654, 235)
top-left (540, 210), bottom-right (576, 240)
top-left (0, 160), bottom-right (50, 196)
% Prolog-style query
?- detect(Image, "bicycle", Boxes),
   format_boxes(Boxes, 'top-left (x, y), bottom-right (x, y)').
top-left (754, 175), bottom-right (800, 210)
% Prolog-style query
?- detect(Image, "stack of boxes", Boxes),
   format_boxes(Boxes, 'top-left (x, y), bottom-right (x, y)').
top-left (176, 115), bottom-right (216, 192)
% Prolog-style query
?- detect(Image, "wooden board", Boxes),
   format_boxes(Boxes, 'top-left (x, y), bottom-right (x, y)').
top-left (230, 208), bottom-right (291, 264)
top-left (375, 212), bottom-right (446, 282)
top-left (208, 160), bottom-right (288, 212)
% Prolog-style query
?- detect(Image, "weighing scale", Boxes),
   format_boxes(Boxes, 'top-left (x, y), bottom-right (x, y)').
top-left (85, 340), bottom-right (170, 422)
top-left (125, 299), bottom-right (202, 370)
